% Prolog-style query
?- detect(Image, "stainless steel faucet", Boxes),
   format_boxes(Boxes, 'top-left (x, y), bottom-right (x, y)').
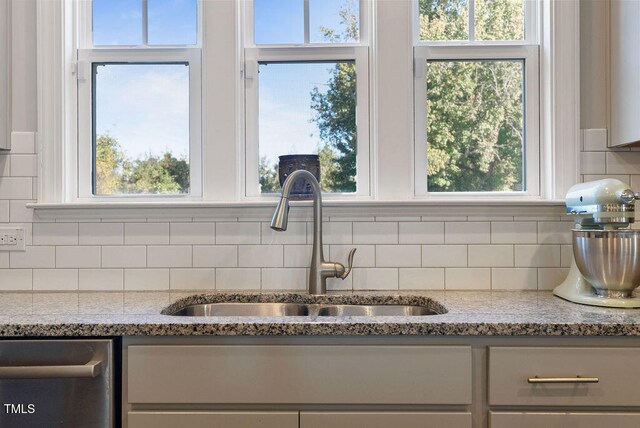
top-left (270, 169), bottom-right (356, 295)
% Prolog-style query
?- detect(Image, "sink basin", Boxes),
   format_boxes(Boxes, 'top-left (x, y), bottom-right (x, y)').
top-left (168, 302), bottom-right (439, 317)
top-left (170, 303), bottom-right (309, 317)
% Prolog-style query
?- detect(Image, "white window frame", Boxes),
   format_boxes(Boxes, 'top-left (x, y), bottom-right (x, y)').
top-left (413, 0), bottom-right (540, 198)
top-left (34, 0), bottom-right (579, 216)
top-left (242, 0), bottom-right (372, 199)
top-left (62, 0), bottom-right (203, 202)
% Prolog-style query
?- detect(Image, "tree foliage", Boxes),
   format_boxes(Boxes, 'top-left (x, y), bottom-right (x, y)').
top-left (95, 134), bottom-right (189, 195)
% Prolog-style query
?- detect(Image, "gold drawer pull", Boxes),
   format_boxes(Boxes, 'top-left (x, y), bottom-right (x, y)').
top-left (527, 376), bottom-right (599, 384)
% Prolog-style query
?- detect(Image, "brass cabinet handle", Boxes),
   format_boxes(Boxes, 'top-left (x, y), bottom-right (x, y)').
top-left (527, 375), bottom-right (599, 384)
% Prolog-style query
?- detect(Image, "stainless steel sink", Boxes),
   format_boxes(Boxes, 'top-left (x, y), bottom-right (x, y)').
top-left (170, 303), bottom-right (309, 317)
top-left (168, 302), bottom-right (439, 317)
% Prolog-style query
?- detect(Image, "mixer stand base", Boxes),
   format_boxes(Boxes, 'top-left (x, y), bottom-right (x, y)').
top-left (554, 262), bottom-right (640, 308)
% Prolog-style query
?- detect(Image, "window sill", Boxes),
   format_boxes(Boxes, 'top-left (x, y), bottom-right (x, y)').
top-left (28, 199), bottom-right (566, 220)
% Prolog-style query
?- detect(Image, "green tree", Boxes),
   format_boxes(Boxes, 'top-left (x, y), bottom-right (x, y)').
top-left (95, 134), bottom-right (126, 195)
top-left (259, 156), bottom-right (280, 193)
top-left (94, 133), bottom-right (190, 195)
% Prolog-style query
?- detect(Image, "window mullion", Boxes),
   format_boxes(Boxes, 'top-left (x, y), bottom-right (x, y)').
top-left (303, 0), bottom-right (310, 44)
top-left (142, 0), bottom-right (149, 46)
top-left (469, 0), bottom-right (476, 42)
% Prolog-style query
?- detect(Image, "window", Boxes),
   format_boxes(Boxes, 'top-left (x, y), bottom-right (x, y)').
top-left (244, 0), bottom-right (370, 197)
top-left (76, 0), bottom-right (202, 198)
top-left (37, 0), bottom-right (579, 210)
top-left (414, 0), bottom-right (539, 196)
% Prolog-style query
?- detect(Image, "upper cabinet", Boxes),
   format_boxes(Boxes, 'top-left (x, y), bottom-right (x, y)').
top-left (0, 0), bottom-right (8, 150)
top-left (610, 0), bottom-right (640, 147)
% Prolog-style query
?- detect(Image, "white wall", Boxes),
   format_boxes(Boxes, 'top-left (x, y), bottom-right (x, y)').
top-left (0, 0), bottom-right (635, 293)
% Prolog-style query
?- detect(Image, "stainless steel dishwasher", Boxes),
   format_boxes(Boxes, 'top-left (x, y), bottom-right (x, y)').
top-left (0, 339), bottom-right (115, 427)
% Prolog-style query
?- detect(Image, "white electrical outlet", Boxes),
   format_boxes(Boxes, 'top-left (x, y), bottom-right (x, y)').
top-left (0, 226), bottom-right (25, 251)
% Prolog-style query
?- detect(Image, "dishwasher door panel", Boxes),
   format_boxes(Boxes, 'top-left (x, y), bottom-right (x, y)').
top-left (0, 339), bottom-right (113, 428)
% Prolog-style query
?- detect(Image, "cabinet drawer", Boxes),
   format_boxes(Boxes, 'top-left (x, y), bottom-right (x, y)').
top-left (128, 345), bottom-right (471, 405)
top-left (128, 411), bottom-right (298, 428)
top-left (490, 412), bottom-right (640, 428)
top-left (301, 412), bottom-right (472, 428)
top-left (489, 347), bottom-right (640, 406)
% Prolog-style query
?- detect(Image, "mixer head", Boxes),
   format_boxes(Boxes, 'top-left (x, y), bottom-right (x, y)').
top-left (566, 179), bottom-right (639, 229)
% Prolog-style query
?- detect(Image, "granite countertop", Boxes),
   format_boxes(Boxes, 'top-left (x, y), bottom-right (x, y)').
top-left (1, 290), bottom-right (640, 337)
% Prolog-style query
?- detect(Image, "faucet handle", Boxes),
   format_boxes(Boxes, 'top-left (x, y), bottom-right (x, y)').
top-left (337, 248), bottom-right (357, 280)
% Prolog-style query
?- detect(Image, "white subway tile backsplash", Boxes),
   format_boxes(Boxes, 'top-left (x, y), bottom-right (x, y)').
top-left (79, 269), bottom-right (124, 291)
top-left (399, 222), bottom-right (444, 244)
top-left (580, 152), bottom-right (606, 174)
top-left (33, 269), bottom-right (78, 291)
top-left (261, 268), bottom-right (307, 290)
top-left (238, 245), bottom-right (283, 267)
top-left (56, 246), bottom-right (101, 268)
top-left (422, 245), bottom-right (467, 267)
top-left (193, 245), bottom-right (237, 268)
top-left (491, 222), bottom-right (537, 244)
top-left (79, 223), bottom-right (124, 245)
top-left (10, 154), bottom-right (37, 177)
top-left (10, 246), bottom-right (55, 269)
top-left (375, 245), bottom-right (421, 268)
top-left (445, 268), bottom-right (491, 290)
top-left (0, 156), bottom-right (9, 177)
top-left (537, 222), bottom-right (572, 244)
top-left (170, 223), bottom-right (215, 245)
top-left (284, 245), bottom-right (312, 268)
top-left (262, 222), bottom-right (306, 245)
top-left (124, 269), bottom-right (170, 291)
top-left (216, 268), bottom-right (260, 290)
top-left (353, 268), bottom-right (398, 290)
top-left (33, 223), bottom-right (78, 245)
top-left (515, 245), bottom-right (561, 267)
top-left (9, 200), bottom-right (38, 223)
top-left (582, 129), bottom-right (608, 151)
top-left (0, 177), bottom-right (32, 199)
top-left (491, 268), bottom-right (537, 290)
top-left (399, 268), bottom-right (445, 290)
top-left (147, 246), bottom-right (192, 268)
top-left (170, 268), bottom-right (215, 290)
top-left (538, 268), bottom-right (569, 290)
top-left (0, 253), bottom-right (8, 269)
top-left (606, 152), bottom-right (640, 175)
top-left (216, 222), bottom-right (260, 245)
top-left (310, 222), bottom-right (352, 245)
top-left (353, 222), bottom-right (397, 244)
top-left (468, 245), bottom-right (513, 268)
top-left (0, 201), bottom-right (9, 223)
top-left (125, 223), bottom-right (169, 245)
top-left (10, 132), bottom-right (36, 154)
top-left (445, 222), bottom-right (490, 244)
top-left (560, 245), bottom-right (573, 268)
top-left (102, 246), bottom-right (146, 268)
top-left (0, 269), bottom-right (32, 290)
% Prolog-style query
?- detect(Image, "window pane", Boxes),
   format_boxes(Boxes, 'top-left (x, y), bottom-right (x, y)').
top-left (258, 62), bottom-right (357, 193)
top-left (93, 64), bottom-right (190, 195)
top-left (93, 0), bottom-right (143, 46)
top-left (254, 0), bottom-right (304, 44)
top-left (309, 0), bottom-right (359, 43)
top-left (426, 60), bottom-right (524, 192)
top-left (475, 0), bottom-right (524, 41)
top-left (148, 0), bottom-right (197, 45)
top-left (419, 0), bottom-right (468, 41)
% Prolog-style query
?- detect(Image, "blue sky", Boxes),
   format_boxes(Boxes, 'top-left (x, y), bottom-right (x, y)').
top-left (93, 0), bottom-right (356, 165)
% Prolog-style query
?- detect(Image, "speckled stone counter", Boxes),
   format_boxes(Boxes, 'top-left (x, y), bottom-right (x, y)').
top-left (1, 290), bottom-right (640, 337)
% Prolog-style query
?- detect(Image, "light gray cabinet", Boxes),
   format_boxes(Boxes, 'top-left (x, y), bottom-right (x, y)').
top-left (609, 0), bottom-right (640, 147)
top-left (123, 338), bottom-right (640, 428)
top-left (0, 0), bottom-right (9, 150)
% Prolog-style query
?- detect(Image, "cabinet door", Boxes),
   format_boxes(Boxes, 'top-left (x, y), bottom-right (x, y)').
top-left (128, 411), bottom-right (298, 428)
top-left (300, 412), bottom-right (472, 428)
top-left (490, 412), bottom-right (640, 428)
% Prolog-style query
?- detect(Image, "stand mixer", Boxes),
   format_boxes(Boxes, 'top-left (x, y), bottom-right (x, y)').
top-left (554, 179), bottom-right (640, 308)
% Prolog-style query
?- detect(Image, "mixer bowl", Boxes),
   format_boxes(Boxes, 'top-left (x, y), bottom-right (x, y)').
top-left (573, 229), bottom-right (640, 298)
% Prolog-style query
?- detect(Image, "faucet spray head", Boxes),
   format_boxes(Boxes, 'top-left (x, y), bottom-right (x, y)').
top-left (270, 196), bottom-right (290, 231)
